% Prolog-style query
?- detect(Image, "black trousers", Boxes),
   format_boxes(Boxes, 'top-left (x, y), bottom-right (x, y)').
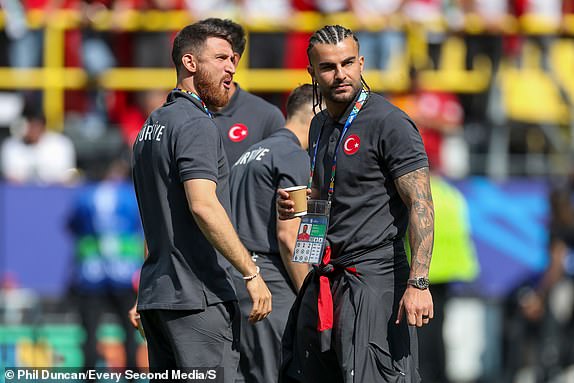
top-left (76, 287), bottom-right (138, 369)
top-left (232, 254), bottom-right (298, 383)
top-left (139, 302), bottom-right (240, 383)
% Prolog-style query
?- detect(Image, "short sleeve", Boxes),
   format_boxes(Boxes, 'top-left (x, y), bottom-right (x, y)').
top-left (276, 149), bottom-right (310, 189)
top-left (174, 117), bottom-right (222, 183)
top-left (379, 110), bottom-right (428, 179)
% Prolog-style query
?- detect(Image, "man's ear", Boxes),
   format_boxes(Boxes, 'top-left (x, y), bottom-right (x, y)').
top-left (233, 52), bottom-right (241, 66)
top-left (307, 65), bottom-right (315, 81)
top-left (182, 53), bottom-right (197, 73)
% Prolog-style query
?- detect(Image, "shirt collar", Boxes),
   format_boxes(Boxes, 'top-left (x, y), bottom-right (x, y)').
top-left (167, 89), bottom-right (211, 117)
top-left (270, 128), bottom-right (300, 147)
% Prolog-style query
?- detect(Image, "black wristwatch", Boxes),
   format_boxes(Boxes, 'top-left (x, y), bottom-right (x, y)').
top-left (407, 277), bottom-right (430, 290)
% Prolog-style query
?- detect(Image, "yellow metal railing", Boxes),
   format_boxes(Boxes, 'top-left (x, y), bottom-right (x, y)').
top-left (0, 10), bottom-right (573, 129)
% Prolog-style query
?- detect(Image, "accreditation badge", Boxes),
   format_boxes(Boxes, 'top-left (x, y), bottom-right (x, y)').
top-left (293, 200), bottom-right (330, 264)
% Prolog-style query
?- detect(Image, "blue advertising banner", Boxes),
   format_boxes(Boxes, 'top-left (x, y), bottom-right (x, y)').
top-left (454, 177), bottom-right (549, 298)
top-left (0, 178), bottom-right (551, 300)
top-left (0, 184), bottom-right (76, 297)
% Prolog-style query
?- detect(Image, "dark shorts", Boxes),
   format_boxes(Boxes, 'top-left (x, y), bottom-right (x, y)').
top-left (140, 301), bottom-right (240, 383)
top-left (233, 253), bottom-right (298, 383)
top-left (281, 248), bottom-right (421, 383)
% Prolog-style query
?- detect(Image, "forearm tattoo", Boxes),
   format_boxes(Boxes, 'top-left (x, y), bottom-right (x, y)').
top-left (395, 167), bottom-right (434, 276)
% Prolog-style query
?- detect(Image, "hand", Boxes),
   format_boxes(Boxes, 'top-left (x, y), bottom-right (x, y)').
top-left (244, 276), bottom-right (272, 323)
top-left (396, 286), bottom-right (434, 327)
top-left (276, 188), bottom-right (311, 220)
top-left (519, 290), bottom-right (545, 322)
top-left (128, 303), bottom-right (139, 329)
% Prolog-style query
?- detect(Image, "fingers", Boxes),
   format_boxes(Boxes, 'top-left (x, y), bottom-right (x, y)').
top-left (397, 289), bottom-right (434, 328)
top-left (276, 190), bottom-right (296, 220)
top-left (404, 309), bottom-right (428, 327)
top-left (249, 295), bottom-right (271, 323)
top-left (277, 189), bottom-right (290, 199)
top-left (395, 300), bottom-right (404, 325)
top-left (408, 309), bottom-right (418, 327)
top-left (246, 278), bottom-right (272, 323)
top-left (415, 312), bottom-right (424, 327)
top-left (427, 306), bottom-right (434, 321)
top-left (413, 307), bottom-right (433, 327)
top-left (128, 307), bottom-right (139, 329)
top-left (129, 316), bottom-right (139, 329)
top-left (249, 299), bottom-right (271, 323)
top-left (421, 313), bottom-right (430, 326)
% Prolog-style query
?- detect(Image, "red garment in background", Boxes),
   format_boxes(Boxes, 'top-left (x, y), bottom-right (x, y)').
top-left (285, 0), bottom-right (314, 69)
top-left (392, 91), bottom-right (463, 170)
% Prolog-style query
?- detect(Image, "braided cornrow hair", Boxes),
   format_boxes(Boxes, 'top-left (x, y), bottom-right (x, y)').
top-left (307, 25), bottom-right (370, 114)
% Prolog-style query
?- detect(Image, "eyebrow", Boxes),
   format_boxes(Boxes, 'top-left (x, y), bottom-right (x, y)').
top-left (318, 55), bottom-right (356, 67)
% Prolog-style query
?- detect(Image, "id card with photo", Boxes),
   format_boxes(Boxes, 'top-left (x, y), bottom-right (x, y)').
top-left (293, 200), bottom-right (330, 264)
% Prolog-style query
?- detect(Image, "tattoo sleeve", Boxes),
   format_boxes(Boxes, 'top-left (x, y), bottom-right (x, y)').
top-left (394, 167), bottom-right (434, 277)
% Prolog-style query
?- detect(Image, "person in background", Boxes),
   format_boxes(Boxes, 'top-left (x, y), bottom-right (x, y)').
top-left (414, 173), bottom-right (479, 383)
top-left (517, 174), bottom-right (574, 381)
top-left (1, 104), bottom-right (76, 184)
top-left (68, 154), bottom-right (142, 369)
top-left (197, 18), bottom-right (285, 165)
top-left (229, 84), bottom-right (313, 383)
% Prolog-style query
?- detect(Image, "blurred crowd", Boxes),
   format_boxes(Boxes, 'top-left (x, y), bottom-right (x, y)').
top-left (0, 0), bottom-right (574, 181)
top-left (1, 1), bottom-right (574, 382)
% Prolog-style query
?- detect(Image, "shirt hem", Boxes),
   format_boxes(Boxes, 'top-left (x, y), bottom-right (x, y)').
top-left (180, 171), bottom-right (218, 183)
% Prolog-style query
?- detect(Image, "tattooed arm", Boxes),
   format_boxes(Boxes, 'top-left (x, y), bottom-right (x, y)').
top-left (394, 166), bottom-right (435, 327)
top-left (395, 167), bottom-right (434, 278)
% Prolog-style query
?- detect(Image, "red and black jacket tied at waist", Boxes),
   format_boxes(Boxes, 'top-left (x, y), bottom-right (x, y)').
top-left (315, 244), bottom-right (359, 352)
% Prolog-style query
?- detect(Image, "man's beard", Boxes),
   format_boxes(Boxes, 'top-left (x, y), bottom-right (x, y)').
top-left (195, 66), bottom-right (230, 109)
top-left (322, 80), bottom-right (361, 105)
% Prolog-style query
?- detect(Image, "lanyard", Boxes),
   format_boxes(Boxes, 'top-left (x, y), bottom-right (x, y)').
top-left (308, 88), bottom-right (369, 202)
top-left (174, 88), bottom-right (212, 118)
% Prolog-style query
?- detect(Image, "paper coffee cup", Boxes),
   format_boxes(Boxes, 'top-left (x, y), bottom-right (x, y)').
top-left (284, 185), bottom-right (307, 217)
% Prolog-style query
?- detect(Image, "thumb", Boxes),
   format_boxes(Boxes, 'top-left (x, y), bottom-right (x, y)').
top-left (395, 300), bottom-right (404, 325)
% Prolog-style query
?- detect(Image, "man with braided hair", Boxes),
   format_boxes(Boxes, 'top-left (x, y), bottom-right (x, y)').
top-left (277, 25), bottom-right (434, 382)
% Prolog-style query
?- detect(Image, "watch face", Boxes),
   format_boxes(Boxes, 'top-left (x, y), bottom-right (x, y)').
top-left (410, 277), bottom-right (429, 289)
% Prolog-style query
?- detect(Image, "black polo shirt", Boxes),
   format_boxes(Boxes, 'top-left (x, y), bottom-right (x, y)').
top-left (230, 129), bottom-right (309, 254)
top-left (213, 83), bottom-right (285, 165)
top-left (132, 89), bottom-right (236, 311)
top-left (309, 91), bottom-right (428, 260)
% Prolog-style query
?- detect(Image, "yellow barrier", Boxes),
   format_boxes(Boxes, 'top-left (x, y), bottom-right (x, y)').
top-left (0, 10), bottom-right (572, 129)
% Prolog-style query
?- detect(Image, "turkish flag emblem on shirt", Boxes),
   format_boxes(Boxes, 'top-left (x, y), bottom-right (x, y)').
top-left (343, 134), bottom-right (360, 155)
top-left (228, 124), bottom-right (248, 142)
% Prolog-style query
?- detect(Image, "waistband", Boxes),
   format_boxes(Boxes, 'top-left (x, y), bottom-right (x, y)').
top-left (328, 239), bottom-right (404, 268)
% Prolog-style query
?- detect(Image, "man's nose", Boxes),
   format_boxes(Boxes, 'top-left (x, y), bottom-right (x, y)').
top-left (334, 65), bottom-right (346, 80)
top-left (226, 57), bottom-right (236, 75)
